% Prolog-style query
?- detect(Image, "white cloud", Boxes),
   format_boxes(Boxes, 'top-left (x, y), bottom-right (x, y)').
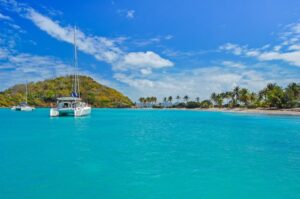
top-left (0, 47), bottom-right (9, 58)
top-left (25, 8), bottom-right (122, 63)
top-left (114, 73), bottom-right (154, 88)
top-left (259, 51), bottom-right (300, 66)
top-left (0, 45), bottom-right (115, 91)
top-left (165, 35), bottom-right (173, 40)
top-left (2, 0), bottom-right (299, 102)
top-left (126, 10), bottom-right (135, 18)
top-left (245, 50), bottom-right (259, 57)
top-left (0, 0), bottom-right (174, 97)
top-left (221, 41), bottom-right (300, 67)
top-left (222, 61), bottom-right (245, 69)
top-left (23, 8), bottom-right (173, 73)
top-left (114, 64), bottom-right (299, 101)
top-left (219, 43), bottom-right (243, 55)
top-left (117, 9), bottom-right (135, 19)
top-left (140, 68), bottom-right (152, 75)
top-left (0, 47), bottom-right (74, 90)
top-left (0, 12), bottom-right (11, 20)
top-left (114, 51), bottom-right (173, 71)
top-left (220, 22), bottom-right (300, 68)
top-left (131, 35), bottom-right (174, 47)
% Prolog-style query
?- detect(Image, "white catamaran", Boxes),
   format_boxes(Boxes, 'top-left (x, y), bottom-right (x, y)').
top-left (50, 27), bottom-right (91, 117)
top-left (11, 82), bottom-right (35, 111)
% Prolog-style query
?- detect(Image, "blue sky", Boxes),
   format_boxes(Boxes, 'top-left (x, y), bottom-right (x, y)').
top-left (1, 0), bottom-right (300, 101)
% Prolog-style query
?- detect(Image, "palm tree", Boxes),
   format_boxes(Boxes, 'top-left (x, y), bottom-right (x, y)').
top-left (266, 83), bottom-right (276, 91)
top-left (249, 92), bottom-right (257, 106)
top-left (233, 86), bottom-right (240, 106)
top-left (223, 91), bottom-right (233, 107)
top-left (284, 83), bottom-right (300, 108)
top-left (239, 88), bottom-right (250, 106)
top-left (210, 92), bottom-right (217, 107)
top-left (143, 97), bottom-right (148, 107)
top-left (152, 96), bottom-right (157, 105)
top-left (163, 97), bottom-right (167, 107)
top-left (285, 83), bottom-right (300, 100)
top-left (176, 95), bottom-right (180, 103)
top-left (196, 97), bottom-right (200, 102)
top-left (168, 96), bottom-right (173, 105)
top-left (211, 93), bottom-right (225, 108)
top-left (183, 95), bottom-right (189, 103)
top-left (260, 83), bottom-right (284, 108)
top-left (139, 97), bottom-right (145, 107)
top-left (259, 89), bottom-right (267, 101)
top-left (216, 94), bottom-right (224, 107)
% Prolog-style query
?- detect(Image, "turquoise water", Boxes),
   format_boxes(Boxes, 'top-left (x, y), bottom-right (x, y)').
top-left (0, 108), bottom-right (300, 199)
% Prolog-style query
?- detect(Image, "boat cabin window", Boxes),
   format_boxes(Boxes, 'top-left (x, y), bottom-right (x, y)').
top-left (58, 101), bottom-right (72, 108)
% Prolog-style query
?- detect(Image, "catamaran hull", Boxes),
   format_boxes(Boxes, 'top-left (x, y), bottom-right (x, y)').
top-left (74, 107), bottom-right (91, 117)
top-left (12, 106), bottom-right (35, 111)
top-left (50, 107), bottom-right (91, 117)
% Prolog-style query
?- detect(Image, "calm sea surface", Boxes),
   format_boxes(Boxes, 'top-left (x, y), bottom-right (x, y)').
top-left (0, 108), bottom-right (300, 199)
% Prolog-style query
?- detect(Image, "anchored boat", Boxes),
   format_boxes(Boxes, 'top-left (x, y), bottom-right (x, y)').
top-left (50, 97), bottom-right (91, 117)
top-left (11, 82), bottom-right (35, 111)
top-left (50, 27), bottom-right (91, 117)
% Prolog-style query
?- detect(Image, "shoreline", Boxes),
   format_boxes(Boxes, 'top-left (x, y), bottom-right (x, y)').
top-left (171, 107), bottom-right (300, 116)
top-left (133, 107), bottom-right (300, 116)
top-left (2, 106), bottom-right (300, 116)
top-left (208, 108), bottom-right (300, 116)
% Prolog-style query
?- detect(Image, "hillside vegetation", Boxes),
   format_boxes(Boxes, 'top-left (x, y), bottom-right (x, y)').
top-left (0, 76), bottom-right (133, 108)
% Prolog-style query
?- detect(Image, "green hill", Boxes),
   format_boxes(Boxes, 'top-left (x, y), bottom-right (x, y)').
top-left (0, 76), bottom-right (133, 108)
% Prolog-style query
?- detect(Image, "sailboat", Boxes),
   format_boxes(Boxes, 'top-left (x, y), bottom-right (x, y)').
top-left (50, 27), bottom-right (91, 117)
top-left (11, 82), bottom-right (35, 111)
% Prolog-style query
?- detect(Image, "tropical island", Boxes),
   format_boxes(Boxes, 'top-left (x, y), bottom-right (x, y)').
top-left (1, 76), bottom-right (300, 115)
top-left (0, 76), bottom-right (133, 108)
top-left (137, 82), bottom-right (300, 115)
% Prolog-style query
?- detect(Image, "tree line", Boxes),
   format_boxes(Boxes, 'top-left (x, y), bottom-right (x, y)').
top-left (138, 82), bottom-right (300, 109)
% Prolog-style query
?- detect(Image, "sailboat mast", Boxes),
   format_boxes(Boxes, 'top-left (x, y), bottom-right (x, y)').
top-left (25, 81), bottom-right (28, 104)
top-left (73, 26), bottom-right (80, 97)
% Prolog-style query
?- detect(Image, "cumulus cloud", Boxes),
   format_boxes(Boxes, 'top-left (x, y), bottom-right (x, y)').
top-left (0, 0), bottom-right (174, 96)
top-left (2, 0), bottom-right (299, 101)
top-left (24, 8), bottom-right (173, 74)
top-left (114, 51), bottom-right (174, 71)
top-left (0, 0), bottom-right (173, 70)
top-left (114, 63), bottom-right (300, 101)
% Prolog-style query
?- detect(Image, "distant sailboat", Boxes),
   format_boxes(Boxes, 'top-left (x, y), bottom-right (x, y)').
top-left (50, 27), bottom-right (91, 117)
top-left (11, 82), bottom-right (35, 111)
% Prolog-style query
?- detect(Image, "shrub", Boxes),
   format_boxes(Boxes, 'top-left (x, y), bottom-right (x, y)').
top-left (200, 100), bottom-right (213, 108)
top-left (186, 101), bottom-right (200, 109)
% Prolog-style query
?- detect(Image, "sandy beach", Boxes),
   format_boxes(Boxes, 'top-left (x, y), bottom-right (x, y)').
top-left (200, 108), bottom-right (300, 116)
top-left (138, 107), bottom-right (300, 116)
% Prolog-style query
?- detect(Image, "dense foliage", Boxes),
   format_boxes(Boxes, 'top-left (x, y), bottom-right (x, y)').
top-left (0, 76), bottom-right (133, 108)
top-left (210, 83), bottom-right (300, 109)
top-left (139, 82), bottom-right (300, 109)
